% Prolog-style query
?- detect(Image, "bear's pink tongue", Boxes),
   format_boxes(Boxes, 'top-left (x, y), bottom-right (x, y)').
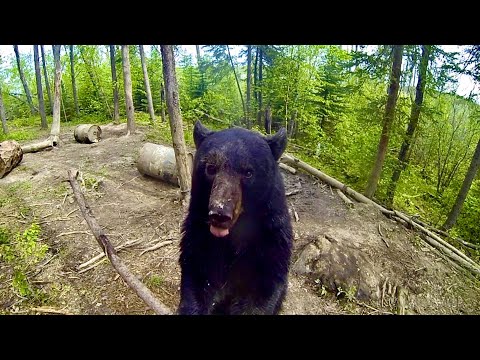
top-left (210, 225), bottom-right (229, 237)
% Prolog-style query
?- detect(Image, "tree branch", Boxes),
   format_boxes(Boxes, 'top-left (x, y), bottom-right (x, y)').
top-left (67, 169), bottom-right (173, 315)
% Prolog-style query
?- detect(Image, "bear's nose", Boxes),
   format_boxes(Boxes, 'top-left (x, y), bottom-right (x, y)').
top-left (208, 209), bottom-right (232, 225)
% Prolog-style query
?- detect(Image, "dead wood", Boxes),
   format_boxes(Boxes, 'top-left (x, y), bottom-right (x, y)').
top-left (280, 153), bottom-right (480, 278)
top-left (396, 287), bottom-right (407, 315)
top-left (285, 189), bottom-right (301, 196)
top-left (336, 189), bottom-right (354, 207)
top-left (139, 240), bottom-right (173, 256)
top-left (21, 138), bottom-right (54, 153)
top-left (279, 162), bottom-right (297, 174)
top-left (0, 140), bottom-right (23, 178)
top-left (67, 169), bottom-right (173, 315)
top-left (77, 238), bottom-right (143, 270)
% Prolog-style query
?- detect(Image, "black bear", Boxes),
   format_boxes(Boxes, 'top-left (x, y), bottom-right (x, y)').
top-left (178, 121), bottom-right (293, 315)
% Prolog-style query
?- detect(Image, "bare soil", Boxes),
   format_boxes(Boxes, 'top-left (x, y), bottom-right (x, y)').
top-left (1, 123), bottom-right (480, 315)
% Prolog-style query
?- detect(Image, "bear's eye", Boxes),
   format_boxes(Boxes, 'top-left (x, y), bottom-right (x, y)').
top-left (244, 169), bottom-right (253, 179)
top-left (206, 164), bottom-right (217, 176)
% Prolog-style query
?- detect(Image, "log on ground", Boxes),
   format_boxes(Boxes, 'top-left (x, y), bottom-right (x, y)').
top-left (0, 140), bottom-right (23, 178)
top-left (74, 124), bottom-right (102, 143)
top-left (21, 138), bottom-right (54, 154)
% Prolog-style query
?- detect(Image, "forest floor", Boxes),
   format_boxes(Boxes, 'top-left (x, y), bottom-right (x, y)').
top-left (1, 122), bottom-right (480, 315)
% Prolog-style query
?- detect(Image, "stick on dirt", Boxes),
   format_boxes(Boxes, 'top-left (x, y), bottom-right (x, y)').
top-left (67, 169), bottom-right (173, 315)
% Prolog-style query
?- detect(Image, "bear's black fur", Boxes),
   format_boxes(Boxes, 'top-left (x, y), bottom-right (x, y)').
top-left (177, 121), bottom-right (293, 315)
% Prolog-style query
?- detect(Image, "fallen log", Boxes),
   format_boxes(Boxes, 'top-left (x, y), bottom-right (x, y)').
top-left (0, 140), bottom-right (23, 178)
top-left (74, 124), bottom-right (102, 143)
top-left (280, 153), bottom-right (480, 277)
top-left (67, 169), bottom-right (174, 315)
top-left (279, 162), bottom-right (296, 174)
top-left (137, 142), bottom-right (194, 187)
top-left (21, 138), bottom-right (54, 153)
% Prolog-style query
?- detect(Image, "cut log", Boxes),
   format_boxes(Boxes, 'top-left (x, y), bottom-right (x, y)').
top-left (0, 140), bottom-right (23, 178)
top-left (21, 138), bottom-right (54, 153)
top-left (74, 124), bottom-right (102, 143)
top-left (137, 142), bottom-right (194, 187)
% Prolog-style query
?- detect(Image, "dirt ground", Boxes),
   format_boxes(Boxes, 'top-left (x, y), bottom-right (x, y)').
top-left (1, 123), bottom-right (480, 315)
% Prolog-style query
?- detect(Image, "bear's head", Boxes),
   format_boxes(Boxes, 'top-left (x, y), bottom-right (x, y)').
top-left (191, 120), bottom-right (287, 238)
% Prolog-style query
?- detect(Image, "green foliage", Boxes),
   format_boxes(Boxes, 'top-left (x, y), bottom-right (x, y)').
top-left (2, 44), bottom-right (480, 247)
top-left (0, 222), bottom-right (49, 299)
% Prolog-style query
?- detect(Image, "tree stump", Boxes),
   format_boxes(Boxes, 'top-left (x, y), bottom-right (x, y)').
top-left (137, 143), bottom-right (194, 187)
top-left (74, 124), bottom-right (102, 143)
top-left (0, 140), bottom-right (23, 179)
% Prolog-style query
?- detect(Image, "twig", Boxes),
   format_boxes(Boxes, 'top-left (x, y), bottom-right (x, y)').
top-left (31, 307), bottom-right (73, 315)
top-left (140, 240), bottom-right (173, 256)
top-left (77, 257), bottom-right (108, 274)
top-left (56, 231), bottom-right (91, 238)
top-left (61, 192), bottom-right (68, 206)
top-left (114, 176), bottom-right (140, 191)
top-left (279, 162), bottom-right (297, 174)
top-left (286, 189), bottom-right (301, 196)
top-left (336, 189), bottom-right (354, 207)
top-left (65, 208), bottom-right (79, 217)
top-left (378, 224), bottom-right (390, 248)
top-left (290, 204), bottom-right (299, 222)
top-left (67, 169), bottom-right (173, 315)
top-left (396, 287), bottom-right (408, 315)
top-left (77, 238), bottom-right (143, 270)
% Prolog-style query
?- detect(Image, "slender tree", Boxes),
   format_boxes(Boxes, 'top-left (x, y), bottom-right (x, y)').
top-left (13, 45), bottom-right (36, 115)
top-left (40, 45), bottom-right (53, 112)
top-left (50, 45), bottom-right (62, 145)
top-left (0, 83), bottom-right (8, 134)
top-left (257, 46), bottom-right (264, 127)
top-left (442, 138), bottom-right (480, 230)
top-left (160, 45), bottom-right (191, 204)
top-left (69, 45), bottom-right (80, 116)
top-left (386, 45), bottom-right (430, 206)
top-left (109, 45), bottom-right (120, 124)
top-left (246, 45), bottom-right (252, 129)
top-left (33, 45), bottom-right (47, 129)
top-left (160, 82), bottom-right (166, 122)
top-left (365, 45), bottom-right (404, 198)
top-left (139, 45), bottom-right (156, 122)
top-left (226, 45), bottom-right (246, 123)
top-left (121, 45), bottom-right (135, 135)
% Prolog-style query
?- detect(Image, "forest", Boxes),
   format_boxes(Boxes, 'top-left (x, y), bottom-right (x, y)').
top-left (0, 45), bottom-right (479, 315)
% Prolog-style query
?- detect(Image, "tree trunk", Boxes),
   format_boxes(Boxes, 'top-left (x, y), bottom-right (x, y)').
top-left (139, 45), bottom-right (156, 123)
top-left (0, 83), bottom-right (8, 134)
top-left (50, 45), bottom-right (62, 145)
top-left (0, 140), bottom-right (23, 178)
top-left (442, 138), bottom-right (480, 230)
top-left (33, 45), bottom-right (48, 129)
top-left (196, 45), bottom-right (201, 64)
top-left (109, 45), bottom-right (120, 124)
top-left (365, 45), bottom-right (404, 198)
top-left (40, 45), bottom-right (53, 113)
top-left (265, 105), bottom-right (272, 134)
top-left (386, 45), bottom-right (430, 207)
top-left (121, 45), bottom-right (135, 135)
top-left (13, 45), bottom-right (37, 115)
top-left (246, 45), bottom-right (252, 129)
top-left (160, 45), bottom-right (191, 204)
top-left (254, 46), bottom-right (258, 104)
top-left (226, 45), bottom-right (246, 123)
top-left (160, 82), bottom-right (166, 122)
top-left (257, 47), bottom-right (263, 128)
top-left (69, 45), bottom-right (80, 116)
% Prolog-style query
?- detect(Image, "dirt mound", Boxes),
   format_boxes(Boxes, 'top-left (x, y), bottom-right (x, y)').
top-left (1, 123), bottom-right (480, 315)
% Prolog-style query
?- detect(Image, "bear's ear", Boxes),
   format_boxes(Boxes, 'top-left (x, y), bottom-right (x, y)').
top-left (265, 127), bottom-right (287, 161)
top-left (193, 120), bottom-right (214, 149)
